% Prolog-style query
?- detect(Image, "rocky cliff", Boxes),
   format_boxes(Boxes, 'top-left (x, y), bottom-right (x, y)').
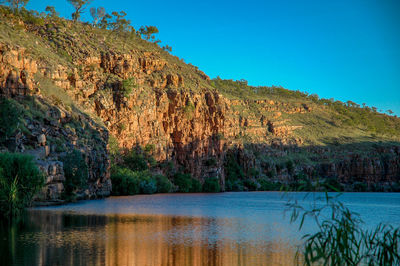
top-left (0, 9), bottom-right (399, 197)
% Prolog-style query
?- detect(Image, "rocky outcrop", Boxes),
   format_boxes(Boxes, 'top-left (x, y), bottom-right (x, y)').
top-left (0, 94), bottom-right (111, 200)
top-left (0, 44), bottom-right (39, 96)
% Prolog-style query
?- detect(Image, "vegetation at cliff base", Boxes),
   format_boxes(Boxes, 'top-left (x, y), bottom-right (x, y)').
top-left (0, 152), bottom-right (44, 219)
top-left (110, 146), bottom-right (175, 195)
top-left (60, 149), bottom-right (89, 199)
top-left (173, 173), bottom-right (202, 193)
top-left (202, 177), bottom-right (220, 192)
top-left (110, 144), bottom-right (217, 195)
top-left (0, 98), bottom-right (23, 143)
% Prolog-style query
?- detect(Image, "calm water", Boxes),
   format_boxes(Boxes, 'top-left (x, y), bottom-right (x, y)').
top-left (1, 192), bottom-right (400, 266)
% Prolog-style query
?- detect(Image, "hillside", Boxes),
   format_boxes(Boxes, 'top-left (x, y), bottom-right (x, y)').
top-left (1, 6), bottom-right (400, 201)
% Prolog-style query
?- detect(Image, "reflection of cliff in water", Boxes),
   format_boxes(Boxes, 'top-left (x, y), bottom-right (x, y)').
top-left (1, 211), bottom-right (299, 266)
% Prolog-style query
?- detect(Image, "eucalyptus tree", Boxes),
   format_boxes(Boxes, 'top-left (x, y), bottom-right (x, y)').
top-left (90, 6), bottom-right (105, 25)
top-left (0, 0), bottom-right (29, 10)
top-left (67, 0), bottom-right (92, 22)
top-left (45, 6), bottom-right (59, 18)
top-left (138, 25), bottom-right (159, 41)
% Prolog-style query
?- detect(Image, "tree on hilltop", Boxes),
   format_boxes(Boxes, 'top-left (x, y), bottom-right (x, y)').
top-left (90, 6), bottom-right (105, 25)
top-left (386, 110), bottom-right (394, 115)
top-left (99, 13), bottom-right (112, 29)
top-left (110, 11), bottom-right (131, 32)
top-left (45, 6), bottom-right (59, 18)
top-left (67, 0), bottom-right (92, 22)
top-left (98, 10), bottom-right (132, 32)
top-left (162, 45), bottom-right (172, 52)
top-left (139, 25), bottom-right (159, 41)
top-left (0, 0), bottom-right (29, 10)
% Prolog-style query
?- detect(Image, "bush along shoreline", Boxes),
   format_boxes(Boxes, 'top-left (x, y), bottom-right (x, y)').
top-left (109, 144), bottom-right (218, 195)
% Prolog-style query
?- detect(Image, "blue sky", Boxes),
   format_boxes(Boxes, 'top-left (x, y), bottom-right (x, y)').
top-left (27, 0), bottom-right (400, 115)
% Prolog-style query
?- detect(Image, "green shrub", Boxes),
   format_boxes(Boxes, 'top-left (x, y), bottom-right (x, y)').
top-left (140, 178), bottom-right (157, 194)
top-left (108, 135), bottom-right (120, 165)
top-left (352, 181), bottom-right (367, 192)
top-left (248, 167), bottom-right (260, 178)
top-left (286, 160), bottom-right (295, 175)
top-left (243, 179), bottom-right (258, 191)
top-left (121, 78), bottom-right (136, 98)
top-left (225, 179), bottom-right (244, 192)
top-left (135, 171), bottom-right (157, 194)
top-left (173, 173), bottom-right (192, 192)
top-left (123, 150), bottom-right (148, 171)
top-left (155, 174), bottom-right (173, 193)
top-left (224, 153), bottom-right (244, 180)
top-left (258, 179), bottom-right (281, 191)
top-left (0, 98), bottom-right (22, 142)
top-left (144, 144), bottom-right (155, 153)
top-left (224, 153), bottom-right (245, 191)
top-left (110, 167), bottom-right (139, 195)
top-left (204, 157), bottom-right (217, 167)
top-left (111, 168), bottom-right (171, 195)
top-left (0, 152), bottom-right (44, 219)
top-left (202, 177), bottom-right (220, 192)
top-left (45, 6), bottom-right (59, 18)
top-left (172, 173), bottom-right (201, 193)
top-left (190, 178), bottom-right (202, 192)
top-left (60, 150), bottom-right (88, 197)
top-left (19, 9), bottom-right (45, 26)
top-left (183, 101), bottom-right (195, 119)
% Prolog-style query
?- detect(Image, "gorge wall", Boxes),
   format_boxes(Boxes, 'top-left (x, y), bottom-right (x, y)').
top-left (1, 15), bottom-right (400, 199)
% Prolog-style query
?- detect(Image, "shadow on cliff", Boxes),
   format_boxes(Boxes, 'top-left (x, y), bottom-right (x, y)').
top-left (160, 134), bottom-right (400, 192)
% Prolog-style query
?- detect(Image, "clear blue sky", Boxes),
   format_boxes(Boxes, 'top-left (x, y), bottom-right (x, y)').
top-left (27, 0), bottom-right (400, 115)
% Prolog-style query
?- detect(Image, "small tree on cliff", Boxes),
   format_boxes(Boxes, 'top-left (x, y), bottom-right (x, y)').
top-left (105, 11), bottom-right (135, 48)
top-left (0, 0), bottom-right (29, 10)
top-left (139, 25), bottom-right (159, 41)
top-left (90, 6), bottom-right (105, 25)
top-left (162, 45), bottom-right (172, 52)
top-left (109, 11), bottom-right (131, 33)
top-left (45, 6), bottom-right (59, 18)
top-left (99, 13), bottom-right (112, 29)
top-left (67, 0), bottom-right (92, 22)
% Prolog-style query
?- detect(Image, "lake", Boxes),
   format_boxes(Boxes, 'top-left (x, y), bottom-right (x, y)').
top-left (1, 192), bottom-right (400, 265)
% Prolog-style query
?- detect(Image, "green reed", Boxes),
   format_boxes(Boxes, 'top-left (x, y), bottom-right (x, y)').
top-left (287, 192), bottom-right (400, 265)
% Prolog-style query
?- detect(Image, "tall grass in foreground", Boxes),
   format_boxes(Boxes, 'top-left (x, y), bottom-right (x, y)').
top-left (0, 152), bottom-right (44, 220)
top-left (287, 193), bottom-right (400, 265)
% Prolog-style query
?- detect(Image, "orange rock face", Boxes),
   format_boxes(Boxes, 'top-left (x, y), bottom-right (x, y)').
top-left (0, 44), bottom-right (39, 96)
top-left (0, 42), bottom-right (309, 183)
top-left (2, 40), bottom-right (398, 194)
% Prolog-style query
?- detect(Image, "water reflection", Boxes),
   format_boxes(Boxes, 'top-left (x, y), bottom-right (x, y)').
top-left (1, 211), bottom-right (298, 266)
top-left (3, 192), bottom-right (400, 265)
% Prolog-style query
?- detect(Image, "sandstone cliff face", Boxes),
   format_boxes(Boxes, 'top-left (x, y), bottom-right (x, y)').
top-left (0, 45), bottom-right (111, 201)
top-left (1, 19), bottom-right (399, 195)
top-left (0, 43), bottom-right (38, 96)
top-left (0, 42), bottom-right (308, 188)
